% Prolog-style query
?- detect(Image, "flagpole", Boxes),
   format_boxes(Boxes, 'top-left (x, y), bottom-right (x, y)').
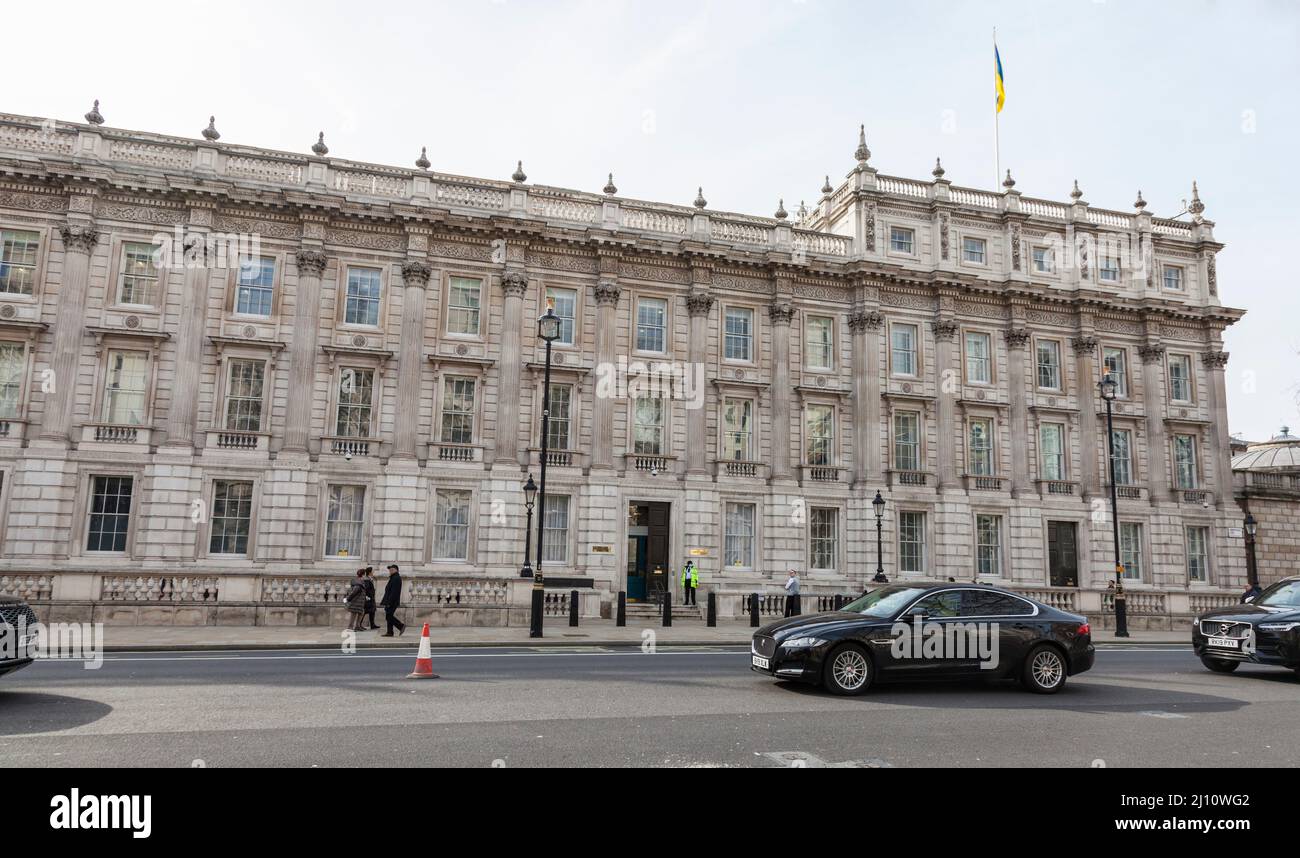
top-left (994, 28), bottom-right (1001, 190)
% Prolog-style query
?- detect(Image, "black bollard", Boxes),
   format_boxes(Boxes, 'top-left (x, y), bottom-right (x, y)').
top-left (750, 593), bottom-right (760, 628)
top-left (707, 591), bottom-right (717, 627)
top-left (569, 590), bottom-right (579, 627)
top-left (616, 591), bottom-right (627, 627)
top-left (663, 590), bottom-right (673, 627)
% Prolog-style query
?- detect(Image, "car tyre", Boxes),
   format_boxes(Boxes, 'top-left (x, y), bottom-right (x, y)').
top-left (1200, 656), bottom-right (1240, 674)
top-left (1022, 644), bottom-right (1068, 694)
top-left (823, 643), bottom-right (873, 696)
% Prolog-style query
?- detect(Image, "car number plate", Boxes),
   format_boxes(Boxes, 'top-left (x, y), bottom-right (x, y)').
top-left (752, 655), bottom-right (770, 670)
top-left (1208, 637), bottom-right (1239, 650)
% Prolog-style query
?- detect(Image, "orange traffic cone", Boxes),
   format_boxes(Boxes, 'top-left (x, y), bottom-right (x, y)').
top-left (407, 624), bottom-right (439, 679)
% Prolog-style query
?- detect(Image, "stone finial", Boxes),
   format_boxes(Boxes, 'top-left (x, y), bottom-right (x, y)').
top-left (1134, 190), bottom-right (1147, 211)
top-left (797, 201), bottom-right (808, 220)
top-left (1002, 169), bottom-right (1016, 189)
top-left (603, 173), bottom-right (618, 195)
top-left (512, 160), bottom-right (527, 183)
top-left (84, 99), bottom-right (104, 126)
top-left (821, 175), bottom-right (834, 195)
top-left (312, 132), bottom-right (329, 156)
top-left (854, 124), bottom-right (871, 164)
top-left (774, 199), bottom-right (788, 220)
top-left (415, 147), bottom-right (431, 170)
top-left (932, 158), bottom-right (946, 179)
top-left (202, 116), bottom-right (220, 142)
top-left (1070, 179), bottom-right (1084, 201)
top-left (694, 187), bottom-right (707, 209)
top-left (1188, 181), bottom-right (1205, 218)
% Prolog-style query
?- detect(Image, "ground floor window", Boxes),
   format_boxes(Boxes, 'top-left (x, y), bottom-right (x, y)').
top-left (210, 480), bottom-right (254, 556)
top-left (975, 514), bottom-right (1002, 577)
top-left (542, 494), bottom-right (570, 564)
top-left (325, 485), bottom-right (366, 558)
top-left (1120, 522), bottom-right (1144, 581)
top-left (724, 502), bottom-right (755, 569)
top-left (899, 511), bottom-right (926, 574)
top-left (1185, 525), bottom-right (1210, 583)
top-left (433, 489), bottom-right (472, 561)
top-left (809, 507), bottom-right (838, 571)
top-left (87, 475), bottom-right (133, 553)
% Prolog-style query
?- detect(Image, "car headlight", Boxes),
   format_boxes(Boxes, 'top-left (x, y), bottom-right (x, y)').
top-left (781, 636), bottom-right (826, 650)
top-left (1258, 622), bottom-right (1300, 632)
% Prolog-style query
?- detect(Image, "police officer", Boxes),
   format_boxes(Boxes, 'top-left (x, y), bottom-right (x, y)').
top-left (681, 560), bottom-right (700, 606)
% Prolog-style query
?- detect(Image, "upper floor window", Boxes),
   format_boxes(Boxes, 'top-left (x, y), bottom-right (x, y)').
top-left (546, 287), bottom-right (577, 346)
top-left (889, 227), bottom-right (915, 255)
top-left (335, 368), bottom-right (375, 438)
top-left (236, 257), bottom-right (276, 317)
top-left (1102, 348), bottom-right (1128, 397)
top-left (805, 404), bottom-right (835, 466)
top-left (1168, 354), bottom-right (1194, 402)
top-left (102, 349), bottom-right (149, 425)
top-left (805, 315), bottom-right (834, 371)
top-left (87, 475), bottom-right (134, 553)
top-left (633, 397), bottom-right (664, 455)
top-left (0, 342), bottom-right (25, 419)
top-left (209, 479), bottom-right (254, 556)
top-left (344, 267), bottom-right (382, 327)
top-left (118, 242), bottom-right (161, 306)
top-left (1032, 246), bottom-right (1054, 273)
top-left (1100, 256), bottom-right (1121, 283)
top-left (446, 276), bottom-right (482, 336)
top-left (891, 323), bottom-right (918, 377)
top-left (440, 376), bottom-right (477, 444)
top-left (1110, 428), bottom-right (1134, 485)
top-left (722, 397), bottom-right (753, 461)
top-left (968, 418), bottom-right (994, 476)
top-left (1174, 434), bottom-right (1199, 490)
top-left (1040, 422), bottom-right (1065, 481)
top-left (1036, 340), bottom-right (1062, 390)
top-left (1162, 265), bottom-right (1184, 291)
top-left (893, 411), bottom-right (920, 471)
top-left (0, 230), bottom-right (40, 296)
top-left (545, 383), bottom-right (573, 450)
top-left (224, 358), bottom-right (266, 432)
top-left (724, 306), bottom-right (754, 362)
top-left (635, 297), bottom-right (667, 353)
top-left (962, 236), bottom-right (987, 265)
top-left (964, 332), bottom-right (992, 384)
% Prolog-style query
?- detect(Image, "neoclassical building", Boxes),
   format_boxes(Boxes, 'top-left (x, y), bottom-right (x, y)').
top-left (0, 108), bottom-right (1247, 623)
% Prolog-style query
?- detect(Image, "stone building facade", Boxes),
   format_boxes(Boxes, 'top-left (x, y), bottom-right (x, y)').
top-left (1234, 429), bottom-right (1300, 588)
top-left (0, 109), bottom-right (1246, 623)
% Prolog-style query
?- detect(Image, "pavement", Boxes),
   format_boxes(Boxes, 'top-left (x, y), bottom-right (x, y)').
top-left (64, 620), bottom-right (1188, 651)
top-left (2, 645), bottom-right (1297, 767)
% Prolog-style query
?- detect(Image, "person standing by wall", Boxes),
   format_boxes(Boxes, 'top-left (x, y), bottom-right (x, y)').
top-left (381, 564), bottom-right (407, 637)
top-left (784, 569), bottom-right (802, 618)
top-left (681, 560), bottom-right (699, 606)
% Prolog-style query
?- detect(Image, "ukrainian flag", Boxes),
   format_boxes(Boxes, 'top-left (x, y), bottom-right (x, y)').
top-left (995, 45), bottom-right (1006, 114)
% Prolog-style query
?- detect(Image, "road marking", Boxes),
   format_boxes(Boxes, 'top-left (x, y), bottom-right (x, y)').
top-left (1139, 711), bottom-right (1190, 719)
top-left (69, 649), bottom-right (752, 664)
top-left (761, 751), bottom-right (894, 769)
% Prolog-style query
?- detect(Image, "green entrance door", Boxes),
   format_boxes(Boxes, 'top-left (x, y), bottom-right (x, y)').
top-left (627, 535), bottom-right (649, 601)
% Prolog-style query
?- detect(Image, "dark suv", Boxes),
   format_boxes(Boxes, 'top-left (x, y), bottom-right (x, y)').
top-left (0, 598), bottom-right (39, 678)
top-left (1194, 577), bottom-right (1300, 678)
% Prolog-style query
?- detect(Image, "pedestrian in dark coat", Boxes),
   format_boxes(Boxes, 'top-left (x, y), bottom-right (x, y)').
top-left (380, 564), bottom-right (407, 637)
top-left (362, 568), bottom-right (379, 630)
top-left (344, 570), bottom-right (368, 632)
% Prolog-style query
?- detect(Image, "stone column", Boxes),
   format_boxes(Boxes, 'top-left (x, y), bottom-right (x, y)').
top-left (40, 224), bottom-right (99, 441)
top-left (1004, 328), bottom-right (1032, 497)
top-left (769, 302), bottom-right (795, 480)
top-left (1202, 350), bottom-right (1233, 507)
top-left (163, 217), bottom-right (213, 447)
top-left (591, 281), bottom-right (621, 470)
top-left (685, 292), bottom-right (714, 475)
top-left (392, 261), bottom-right (431, 459)
top-left (1139, 344), bottom-right (1169, 502)
top-left (1072, 337), bottom-right (1101, 500)
top-left (283, 250), bottom-right (327, 453)
top-left (495, 271), bottom-right (528, 465)
top-left (932, 320), bottom-right (960, 490)
top-left (849, 310), bottom-right (884, 487)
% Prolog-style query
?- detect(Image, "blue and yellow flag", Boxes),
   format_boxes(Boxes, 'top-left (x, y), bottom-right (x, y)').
top-left (995, 45), bottom-right (1006, 114)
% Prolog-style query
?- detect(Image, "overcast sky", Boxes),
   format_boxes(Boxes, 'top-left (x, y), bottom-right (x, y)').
top-left (7, 0), bottom-right (1297, 440)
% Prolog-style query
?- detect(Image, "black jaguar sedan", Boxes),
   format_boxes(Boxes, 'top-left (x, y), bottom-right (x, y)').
top-left (751, 584), bottom-right (1094, 695)
top-left (0, 597), bottom-right (39, 678)
top-left (1193, 576), bottom-right (1300, 678)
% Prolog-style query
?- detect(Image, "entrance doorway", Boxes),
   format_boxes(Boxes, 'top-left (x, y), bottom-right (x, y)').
top-left (627, 502), bottom-right (671, 602)
top-left (1047, 521), bottom-right (1079, 588)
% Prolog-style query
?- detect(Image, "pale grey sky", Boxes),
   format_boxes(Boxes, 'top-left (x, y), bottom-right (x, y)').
top-left (7, 0), bottom-right (1297, 439)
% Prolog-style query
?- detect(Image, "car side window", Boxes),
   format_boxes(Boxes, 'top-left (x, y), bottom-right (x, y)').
top-left (963, 591), bottom-right (1034, 617)
top-left (910, 592), bottom-right (961, 618)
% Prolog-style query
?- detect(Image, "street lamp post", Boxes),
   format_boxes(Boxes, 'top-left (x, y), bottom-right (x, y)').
top-left (531, 301), bottom-right (562, 639)
top-left (873, 491), bottom-right (886, 581)
top-left (520, 475), bottom-right (537, 579)
top-left (1244, 512), bottom-right (1260, 589)
top-left (1099, 373), bottom-right (1130, 638)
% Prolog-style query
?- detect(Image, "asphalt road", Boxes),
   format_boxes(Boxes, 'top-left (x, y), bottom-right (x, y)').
top-left (1, 646), bottom-right (1297, 768)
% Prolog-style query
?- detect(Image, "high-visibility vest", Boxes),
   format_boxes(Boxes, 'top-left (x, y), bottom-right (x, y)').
top-left (681, 566), bottom-right (699, 588)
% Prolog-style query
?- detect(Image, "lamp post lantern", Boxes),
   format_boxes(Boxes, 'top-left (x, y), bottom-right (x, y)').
top-left (531, 301), bottom-right (562, 639)
top-left (1244, 512), bottom-right (1260, 589)
top-left (1099, 373), bottom-right (1129, 638)
top-left (520, 475), bottom-right (538, 579)
top-left (873, 491), bottom-right (886, 581)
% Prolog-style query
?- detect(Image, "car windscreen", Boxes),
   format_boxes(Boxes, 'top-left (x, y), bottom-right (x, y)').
top-left (842, 586), bottom-right (930, 619)
top-left (1257, 580), bottom-right (1300, 609)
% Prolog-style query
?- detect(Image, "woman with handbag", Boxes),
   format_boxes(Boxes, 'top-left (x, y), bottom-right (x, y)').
top-left (344, 570), bottom-right (368, 632)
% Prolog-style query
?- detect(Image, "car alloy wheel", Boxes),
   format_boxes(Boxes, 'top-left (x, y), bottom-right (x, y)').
top-left (1023, 645), bottom-right (1066, 694)
top-left (825, 644), bottom-right (872, 695)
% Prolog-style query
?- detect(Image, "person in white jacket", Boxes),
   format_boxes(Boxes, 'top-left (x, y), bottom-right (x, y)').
top-left (784, 570), bottom-right (802, 617)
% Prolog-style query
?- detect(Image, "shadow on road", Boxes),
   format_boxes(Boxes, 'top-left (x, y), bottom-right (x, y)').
top-left (0, 692), bottom-right (114, 734)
